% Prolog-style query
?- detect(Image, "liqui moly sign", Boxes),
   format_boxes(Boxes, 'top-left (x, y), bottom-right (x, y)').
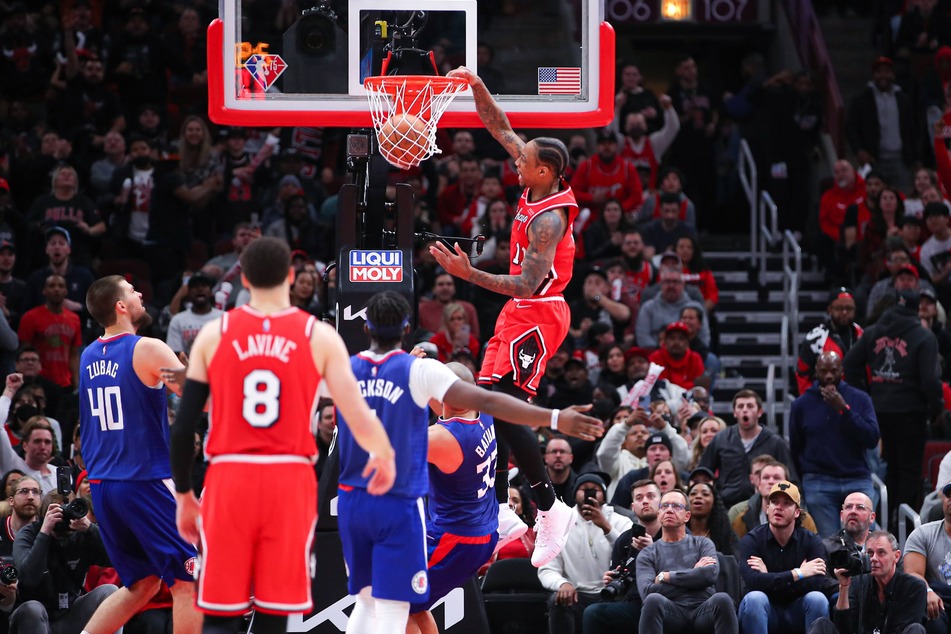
top-left (349, 250), bottom-right (403, 283)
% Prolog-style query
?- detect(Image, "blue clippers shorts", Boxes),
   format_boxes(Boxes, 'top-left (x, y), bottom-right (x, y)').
top-left (410, 525), bottom-right (497, 613)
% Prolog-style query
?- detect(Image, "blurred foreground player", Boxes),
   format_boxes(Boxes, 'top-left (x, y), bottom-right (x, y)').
top-left (337, 292), bottom-right (602, 634)
top-left (169, 238), bottom-right (395, 634)
top-left (407, 361), bottom-right (499, 634)
top-left (79, 276), bottom-right (201, 634)
top-left (432, 66), bottom-right (581, 566)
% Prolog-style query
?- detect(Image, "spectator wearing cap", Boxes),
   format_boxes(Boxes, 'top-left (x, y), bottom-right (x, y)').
top-left (904, 480), bottom-right (951, 633)
top-left (107, 134), bottom-right (157, 258)
top-left (731, 456), bottom-right (820, 538)
top-left (0, 240), bottom-right (29, 331)
top-left (797, 287), bottom-right (864, 395)
top-left (538, 473), bottom-right (633, 634)
top-left (634, 489), bottom-right (737, 634)
top-left (920, 202), bottom-right (951, 293)
top-left (845, 288), bottom-right (942, 522)
top-left (165, 273), bottom-right (222, 356)
top-left (25, 227), bottom-right (94, 321)
top-left (610, 432), bottom-right (683, 510)
top-left (570, 128), bottom-right (644, 219)
top-left (789, 350), bottom-right (879, 538)
top-left (569, 267), bottom-right (631, 349)
top-left (649, 322), bottom-right (706, 391)
top-left (920, 286), bottom-right (951, 378)
top-left (638, 192), bottom-right (698, 260)
top-left (866, 245), bottom-right (933, 319)
top-left (699, 389), bottom-right (796, 508)
top-left (736, 481), bottom-right (837, 633)
top-left (636, 266), bottom-right (710, 349)
top-left (26, 164), bottom-right (105, 269)
top-left (818, 160), bottom-right (867, 278)
top-left (846, 56), bottom-right (916, 192)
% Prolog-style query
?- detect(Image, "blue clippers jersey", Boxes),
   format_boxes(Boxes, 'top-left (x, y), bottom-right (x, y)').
top-left (428, 415), bottom-right (500, 537)
top-left (338, 350), bottom-right (429, 498)
top-left (79, 334), bottom-right (171, 480)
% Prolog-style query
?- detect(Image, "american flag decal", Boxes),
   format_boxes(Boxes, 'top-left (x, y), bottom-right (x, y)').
top-left (538, 67), bottom-right (581, 95)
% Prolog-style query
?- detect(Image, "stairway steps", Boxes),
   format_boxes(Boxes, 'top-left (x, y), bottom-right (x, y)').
top-left (719, 333), bottom-right (784, 345)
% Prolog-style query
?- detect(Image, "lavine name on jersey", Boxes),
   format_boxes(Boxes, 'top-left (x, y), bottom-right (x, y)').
top-left (231, 334), bottom-right (297, 362)
top-left (474, 423), bottom-right (496, 458)
top-left (349, 250), bottom-right (403, 283)
top-left (357, 378), bottom-right (404, 404)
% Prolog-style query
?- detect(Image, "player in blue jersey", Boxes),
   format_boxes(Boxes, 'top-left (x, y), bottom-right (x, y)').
top-left (408, 361), bottom-right (500, 634)
top-left (336, 292), bottom-right (603, 634)
top-left (78, 275), bottom-right (201, 634)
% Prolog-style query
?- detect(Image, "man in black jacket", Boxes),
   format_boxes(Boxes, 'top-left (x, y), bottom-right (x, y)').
top-left (844, 288), bottom-right (942, 523)
top-left (808, 530), bottom-right (926, 634)
top-left (10, 492), bottom-right (116, 634)
top-left (796, 287), bottom-right (863, 395)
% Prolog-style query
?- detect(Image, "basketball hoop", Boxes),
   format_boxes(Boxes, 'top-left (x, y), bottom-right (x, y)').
top-left (364, 75), bottom-right (468, 169)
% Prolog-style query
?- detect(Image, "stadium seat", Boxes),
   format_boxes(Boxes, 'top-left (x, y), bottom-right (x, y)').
top-left (481, 558), bottom-right (549, 634)
top-left (715, 552), bottom-right (744, 608)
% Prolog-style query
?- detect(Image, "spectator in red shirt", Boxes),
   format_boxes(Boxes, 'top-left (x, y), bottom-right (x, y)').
top-left (436, 154), bottom-right (483, 236)
top-left (818, 160), bottom-right (868, 278)
top-left (649, 322), bottom-right (706, 390)
top-left (428, 302), bottom-right (481, 363)
top-left (17, 274), bottom-right (82, 390)
top-left (570, 129), bottom-right (644, 219)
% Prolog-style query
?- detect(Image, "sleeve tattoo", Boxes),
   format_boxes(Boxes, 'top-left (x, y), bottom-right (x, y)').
top-left (466, 209), bottom-right (566, 297)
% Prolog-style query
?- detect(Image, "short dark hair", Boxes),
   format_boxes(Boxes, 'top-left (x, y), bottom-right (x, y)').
top-left (659, 191), bottom-right (680, 206)
top-left (732, 389), bottom-right (763, 410)
top-left (240, 237), bottom-right (291, 289)
top-left (15, 345), bottom-right (39, 362)
top-left (630, 478), bottom-right (661, 497)
top-left (365, 292), bottom-right (410, 347)
top-left (86, 275), bottom-right (127, 328)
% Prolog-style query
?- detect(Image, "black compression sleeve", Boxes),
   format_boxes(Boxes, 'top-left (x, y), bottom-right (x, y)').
top-left (170, 378), bottom-right (210, 493)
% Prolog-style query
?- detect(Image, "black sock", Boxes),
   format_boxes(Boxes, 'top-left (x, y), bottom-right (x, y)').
top-left (249, 612), bottom-right (288, 634)
top-left (203, 615), bottom-right (244, 634)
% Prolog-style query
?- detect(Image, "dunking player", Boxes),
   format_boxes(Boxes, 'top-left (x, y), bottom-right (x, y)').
top-left (168, 237), bottom-right (395, 634)
top-left (408, 361), bottom-right (499, 634)
top-left (337, 292), bottom-right (601, 634)
top-left (79, 276), bottom-right (201, 634)
top-left (431, 66), bottom-right (580, 566)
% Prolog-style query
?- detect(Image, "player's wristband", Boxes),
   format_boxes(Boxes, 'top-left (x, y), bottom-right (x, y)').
top-left (550, 409), bottom-right (560, 431)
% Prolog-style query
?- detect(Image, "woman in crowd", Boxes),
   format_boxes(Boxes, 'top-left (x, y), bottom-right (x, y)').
top-left (597, 344), bottom-right (629, 392)
top-left (429, 302), bottom-right (481, 363)
top-left (175, 115), bottom-right (223, 246)
top-left (650, 458), bottom-right (683, 495)
top-left (676, 234), bottom-right (718, 314)
top-left (688, 415), bottom-right (726, 471)
top-left (0, 469), bottom-right (24, 518)
top-left (903, 167), bottom-right (939, 218)
top-left (584, 198), bottom-right (631, 262)
top-left (859, 187), bottom-right (904, 285)
top-left (686, 481), bottom-right (737, 554)
top-left (289, 268), bottom-right (321, 316)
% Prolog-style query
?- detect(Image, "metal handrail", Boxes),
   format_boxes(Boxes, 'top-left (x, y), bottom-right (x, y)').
top-left (765, 364), bottom-right (776, 432)
top-left (782, 230), bottom-right (802, 419)
top-left (872, 473), bottom-right (888, 532)
top-left (897, 503), bottom-right (921, 549)
top-left (739, 139), bottom-right (758, 257)
top-left (779, 317), bottom-right (788, 440)
top-left (758, 192), bottom-right (779, 278)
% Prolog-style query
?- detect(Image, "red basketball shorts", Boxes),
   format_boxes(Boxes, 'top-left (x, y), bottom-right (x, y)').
top-left (479, 296), bottom-right (570, 396)
top-left (196, 459), bottom-right (317, 615)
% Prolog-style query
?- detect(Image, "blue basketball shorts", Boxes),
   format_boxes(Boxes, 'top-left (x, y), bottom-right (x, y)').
top-left (409, 525), bottom-right (497, 613)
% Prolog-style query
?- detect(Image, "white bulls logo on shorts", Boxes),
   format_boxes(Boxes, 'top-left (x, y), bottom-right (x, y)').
top-left (510, 328), bottom-right (545, 391)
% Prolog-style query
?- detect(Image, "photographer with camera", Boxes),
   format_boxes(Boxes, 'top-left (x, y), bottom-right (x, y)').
top-left (9, 479), bottom-right (115, 634)
top-left (822, 492), bottom-right (876, 568)
top-left (0, 475), bottom-right (38, 625)
top-left (583, 479), bottom-right (663, 634)
top-left (808, 531), bottom-right (926, 634)
top-left (538, 473), bottom-right (633, 634)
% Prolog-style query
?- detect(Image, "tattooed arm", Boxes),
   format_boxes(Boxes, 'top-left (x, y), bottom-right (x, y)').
top-left (430, 209), bottom-right (566, 298)
top-left (447, 66), bottom-right (524, 161)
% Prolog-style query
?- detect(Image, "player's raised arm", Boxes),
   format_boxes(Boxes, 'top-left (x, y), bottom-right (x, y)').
top-left (447, 66), bottom-right (524, 161)
top-left (311, 320), bottom-right (396, 495)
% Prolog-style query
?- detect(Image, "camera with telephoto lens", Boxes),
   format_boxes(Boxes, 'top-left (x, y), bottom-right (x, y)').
top-left (828, 537), bottom-right (871, 577)
top-left (0, 557), bottom-right (16, 585)
top-left (601, 556), bottom-right (637, 600)
top-left (54, 467), bottom-right (88, 529)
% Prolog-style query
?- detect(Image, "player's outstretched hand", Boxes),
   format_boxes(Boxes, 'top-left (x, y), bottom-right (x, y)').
top-left (446, 66), bottom-right (477, 85)
top-left (160, 366), bottom-right (186, 386)
top-left (557, 405), bottom-right (604, 441)
top-left (363, 451), bottom-right (396, 496)
top-left (429, 241), bottom-right (473, 280)
top-left (175, 492), bottom-right (201, 545)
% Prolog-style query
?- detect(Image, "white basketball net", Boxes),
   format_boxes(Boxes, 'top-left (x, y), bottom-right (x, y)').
top-left (364, 76), bottom-right (468, 169)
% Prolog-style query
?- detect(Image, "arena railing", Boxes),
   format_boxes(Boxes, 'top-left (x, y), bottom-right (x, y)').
top-left (739, 139), bottom-right (757, 258)
top-left (897, 503), bottom-right (919, 548)
top-left (872, 473), bottom-right (889, 532)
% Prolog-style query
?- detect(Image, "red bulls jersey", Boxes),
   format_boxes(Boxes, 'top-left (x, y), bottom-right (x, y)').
top-left (510, 182), bottom-right (579, 296)
top-left (206, 305), bottom-right (320, 458)
top-left (621, 137), bottom-right (659, 190)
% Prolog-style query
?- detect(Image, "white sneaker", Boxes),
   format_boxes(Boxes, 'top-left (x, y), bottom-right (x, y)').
top-left (495, 502), bottom-right (528, 554)
top-left (531, 498), bottom-right (572, 567)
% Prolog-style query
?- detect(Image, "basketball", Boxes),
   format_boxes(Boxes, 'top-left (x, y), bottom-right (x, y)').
top-left (377, 113), bottom-right (428, 169)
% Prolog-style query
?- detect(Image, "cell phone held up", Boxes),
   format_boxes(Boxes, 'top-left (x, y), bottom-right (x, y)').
top-left (630, 523), bottom-right (646, 539)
